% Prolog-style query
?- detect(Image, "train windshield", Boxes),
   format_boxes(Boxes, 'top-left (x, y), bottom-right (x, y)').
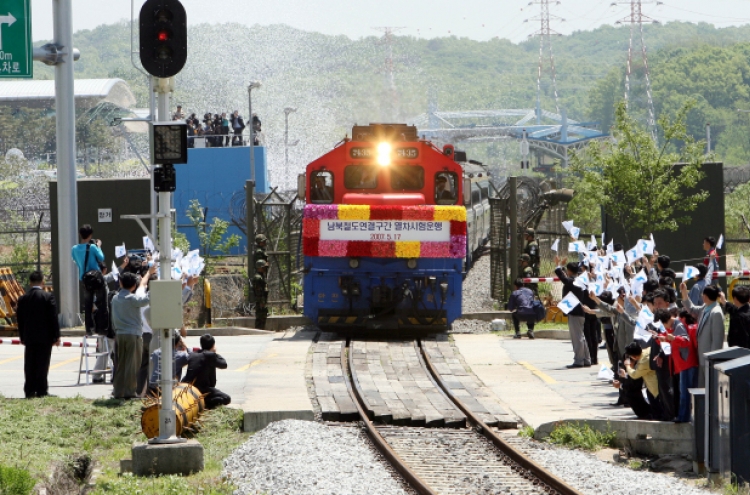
top-left (344, 165), bottom-right (379, 189)
top-left (390, 165), bottom-right (424, 190)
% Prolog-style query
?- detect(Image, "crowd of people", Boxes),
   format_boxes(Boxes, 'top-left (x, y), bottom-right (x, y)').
top-left (172, 105), bottom-right (262, 148)
top-left (509, 231), bottom-right (749, 423)
top-left (17, 223), bottom-right (232, 410)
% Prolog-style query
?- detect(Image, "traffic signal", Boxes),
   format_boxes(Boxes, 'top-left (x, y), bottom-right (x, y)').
top-left (139, 0), bottom-right (187, 78)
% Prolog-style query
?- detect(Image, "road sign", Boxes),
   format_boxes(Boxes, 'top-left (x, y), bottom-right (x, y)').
top-left (0, 0), bottom-right (32, 79)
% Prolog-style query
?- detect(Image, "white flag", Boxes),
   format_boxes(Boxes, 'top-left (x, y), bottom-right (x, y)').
top-left (650, 233), bottom-right (655, 244)
top-left (562, 220), bottom-right (575, 232)
top-left (143, 236), bottom-right (155, 252)
top-left (551, 239), bottom-right (560, 252)
top-left (741, 254), bottom-right (747, 271)
top-left (626, 245), bottom-right (644, 264)
top-left (588, 282), bottom-right (604, 296)
top-left (111, 261), bottom-right (119, 281)
top-left (601, 233), bottom-right (605, 249)
top-left (634, 307), bottom-right (655, 342)
top-left (607, 240), bottom-right (614, 255)
top-left (717, 234), bottom-right (724, 250)
top-left (570, 226), bottom-right (580, 240)
top-left (574, 273), bottom-right (589, 290)
top-left (638, 239), bottom-right (655, 255)
top-left (568, 241), bottom-right (586, 253)
top-left (115, 244), bottom-right (127, 258)
top-left (591, 234), bottom-right (597, 248)
top-left (683, 265), bottom-right (699, 281)
top-left (558, 292), bottom-right (581, 315)
top-left (633, 268), bottom-right (649, 285)
top-left (611, 250), bottom-right (626, 264)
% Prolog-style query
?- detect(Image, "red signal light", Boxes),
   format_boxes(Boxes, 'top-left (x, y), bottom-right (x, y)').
top-left (158, 30), bottom-right (169, 42)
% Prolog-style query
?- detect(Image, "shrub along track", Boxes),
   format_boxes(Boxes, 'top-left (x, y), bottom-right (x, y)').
top-left (342, 338), bottom-right (584, 495)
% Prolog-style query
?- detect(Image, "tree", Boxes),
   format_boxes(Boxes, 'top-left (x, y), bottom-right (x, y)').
top-left (186, 199), bottom-right (240, 275)
top-left (567, 101), bottom-right (709, 246)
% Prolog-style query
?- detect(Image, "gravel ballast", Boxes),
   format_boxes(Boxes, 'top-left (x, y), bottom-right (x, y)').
top-left (462, 254), bottom-right (495, 314)
top-left (519, 440), bottom-right (709, 495)
top-left (223, 420), bottom-right (408, 495)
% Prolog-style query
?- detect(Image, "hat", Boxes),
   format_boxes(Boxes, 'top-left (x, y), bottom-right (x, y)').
top-left (255, 259), bottom-right (268, 269)
top-left (519, 254), bottom-right (531, 262)
top-left (177, 105), bottom-right (182, 108)
top-left (437, 175), bottom-right (448, 183)
top-left (525, 228), bottom-right (535, 236)
top-left (255, 234), bottom-right (267, 244)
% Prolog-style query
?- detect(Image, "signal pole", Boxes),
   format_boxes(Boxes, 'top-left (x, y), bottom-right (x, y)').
top-left (52, 0), bottom-right (80, 327)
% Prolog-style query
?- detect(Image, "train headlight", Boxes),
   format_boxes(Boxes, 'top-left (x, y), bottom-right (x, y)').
top-left (407, 259), bottom-right (417, 269)
top-left (349, 258), bottom-right (360, 269)
top-left (377, 142), bottom-right (392, 166)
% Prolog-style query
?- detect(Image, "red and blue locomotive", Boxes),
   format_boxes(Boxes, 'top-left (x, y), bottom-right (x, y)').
top-left (299, 123), bottom-right (490, 330)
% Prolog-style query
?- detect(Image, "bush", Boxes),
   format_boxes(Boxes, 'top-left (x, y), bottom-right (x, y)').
top-left (518, 425), bottom-right (535, 438)
top-left (546, 422), bottom-right (617, 451)
top-left (0, 464), bottom-right (36, 495)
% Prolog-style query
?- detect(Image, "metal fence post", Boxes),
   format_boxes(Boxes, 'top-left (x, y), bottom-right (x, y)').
top-left (509, 176), bottom-right (518, 285)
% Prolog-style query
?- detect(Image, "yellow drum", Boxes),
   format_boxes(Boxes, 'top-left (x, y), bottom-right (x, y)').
top-left (141, 383), bottom-right (206, 439)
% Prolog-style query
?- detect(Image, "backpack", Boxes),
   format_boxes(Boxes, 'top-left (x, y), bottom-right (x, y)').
top-left (81, 244), bottom-right (105, 292)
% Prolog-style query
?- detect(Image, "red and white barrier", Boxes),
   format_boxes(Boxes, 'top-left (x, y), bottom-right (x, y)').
top-left (0, 338), bottom-right (96, 347)
top-left (522, 270), bottom-right (750, 284)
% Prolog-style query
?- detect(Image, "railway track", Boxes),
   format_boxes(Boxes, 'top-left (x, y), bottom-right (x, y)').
top-left (342, 339), bottom-right (583, 495)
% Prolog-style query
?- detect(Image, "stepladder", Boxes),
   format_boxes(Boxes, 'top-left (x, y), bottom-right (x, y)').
top-left (78, 334), bottom-right (113, 385)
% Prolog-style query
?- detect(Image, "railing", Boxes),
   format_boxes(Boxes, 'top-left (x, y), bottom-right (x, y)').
top-left (187, 130), bottom-right (264, 149)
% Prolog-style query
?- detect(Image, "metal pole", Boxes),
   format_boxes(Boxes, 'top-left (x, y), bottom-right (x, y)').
top-left (706, 123), bottom-right (711, 154)
top-left (53, 0), bottom-right (80, 327)
top-left (509, 176), bottom-right (519, 285)
top-left (153, 79), bottom-right (181, 443)
top-left (248, 82), bottom-right (261, 184)
top-left (246, 179), bottom-right (255, 301)
top-left (149, 77), bottom-right (157, 239)
top-left (284, 111), bottom-right (289, 174)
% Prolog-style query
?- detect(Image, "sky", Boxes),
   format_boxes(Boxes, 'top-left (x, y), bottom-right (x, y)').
top-left (28, 0), bottom-right (750, 43)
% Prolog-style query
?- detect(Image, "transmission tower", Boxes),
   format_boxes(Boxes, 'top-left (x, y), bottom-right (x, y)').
top-left (614, 0), bottom-right (660, 131)
top-left (373, 27), bottom-right (406, 121)
top-left (527, 0), bottom-right (564, 121)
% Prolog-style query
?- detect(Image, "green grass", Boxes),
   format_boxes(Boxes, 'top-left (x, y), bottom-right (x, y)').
top-left (0, 464), bottom-right (35, 495)
top-left (545, 422), bottom-right (617, 451)
top-left (723, 479), bottom-right (750, 495)
top-left (0, 396), bottom-right (248, 493)
top-left (518, 425), bottom-right (535, 438)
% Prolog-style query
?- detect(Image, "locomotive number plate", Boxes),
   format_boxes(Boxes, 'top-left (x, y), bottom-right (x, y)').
top-left (319, 220), bottom-right (450, 242)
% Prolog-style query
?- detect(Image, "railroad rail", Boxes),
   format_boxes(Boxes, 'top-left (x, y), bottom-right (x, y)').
top-left (342, 338), bottom-right (583, 495)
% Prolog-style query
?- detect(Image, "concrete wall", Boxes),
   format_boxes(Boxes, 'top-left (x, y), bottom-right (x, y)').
top-left (50, 178), bottom-right (151, 308)
top-left (174, 146), bottom-right (269, 255)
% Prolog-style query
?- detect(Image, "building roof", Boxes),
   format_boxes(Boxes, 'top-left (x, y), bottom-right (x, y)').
top-left (0, 78), bottom-right (136, 109)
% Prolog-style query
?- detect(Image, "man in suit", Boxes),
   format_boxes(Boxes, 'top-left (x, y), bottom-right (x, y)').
top-left (554, 256), bottom-right (592, 368)
top-left (680, 281), bottom-right (725, 387)
top-left (181, 333), bottom-right (230, 409)
top-left (17, 271), bottom-right (60, 398)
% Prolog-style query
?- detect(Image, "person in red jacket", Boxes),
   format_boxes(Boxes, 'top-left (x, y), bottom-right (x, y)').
top-left (656, 310), bottom-right (699, 422)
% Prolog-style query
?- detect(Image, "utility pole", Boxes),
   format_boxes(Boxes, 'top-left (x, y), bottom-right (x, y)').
top-left (372, 27), bottom-right (405, 121)
top-left (52, 0), bottom-right (80, 327)
top-left (614, 0), bottom-right (660, 133)
top-left (527, 0), bottom-right (564, 121)
top-left (284, 107), bottom-right (298, 176)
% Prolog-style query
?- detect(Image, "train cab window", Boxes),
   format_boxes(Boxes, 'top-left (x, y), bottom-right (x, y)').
top-left (471, 183), bottom-right (481, 205)
top-left (391, 165), bottom-right (424, 190)
top-left (344, 165), bottom-right (378, 189)
top-left (310, 170), bottom-right (334, 203)
top-left (435, 172), bottom-right (458, 205)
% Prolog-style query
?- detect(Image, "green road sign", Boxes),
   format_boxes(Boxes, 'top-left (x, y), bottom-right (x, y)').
top-left (0, 0), bottom-right (32, 79)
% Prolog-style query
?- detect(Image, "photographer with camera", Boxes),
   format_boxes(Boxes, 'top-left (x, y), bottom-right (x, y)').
top-left (71, 224), bottom-right (106, 336)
